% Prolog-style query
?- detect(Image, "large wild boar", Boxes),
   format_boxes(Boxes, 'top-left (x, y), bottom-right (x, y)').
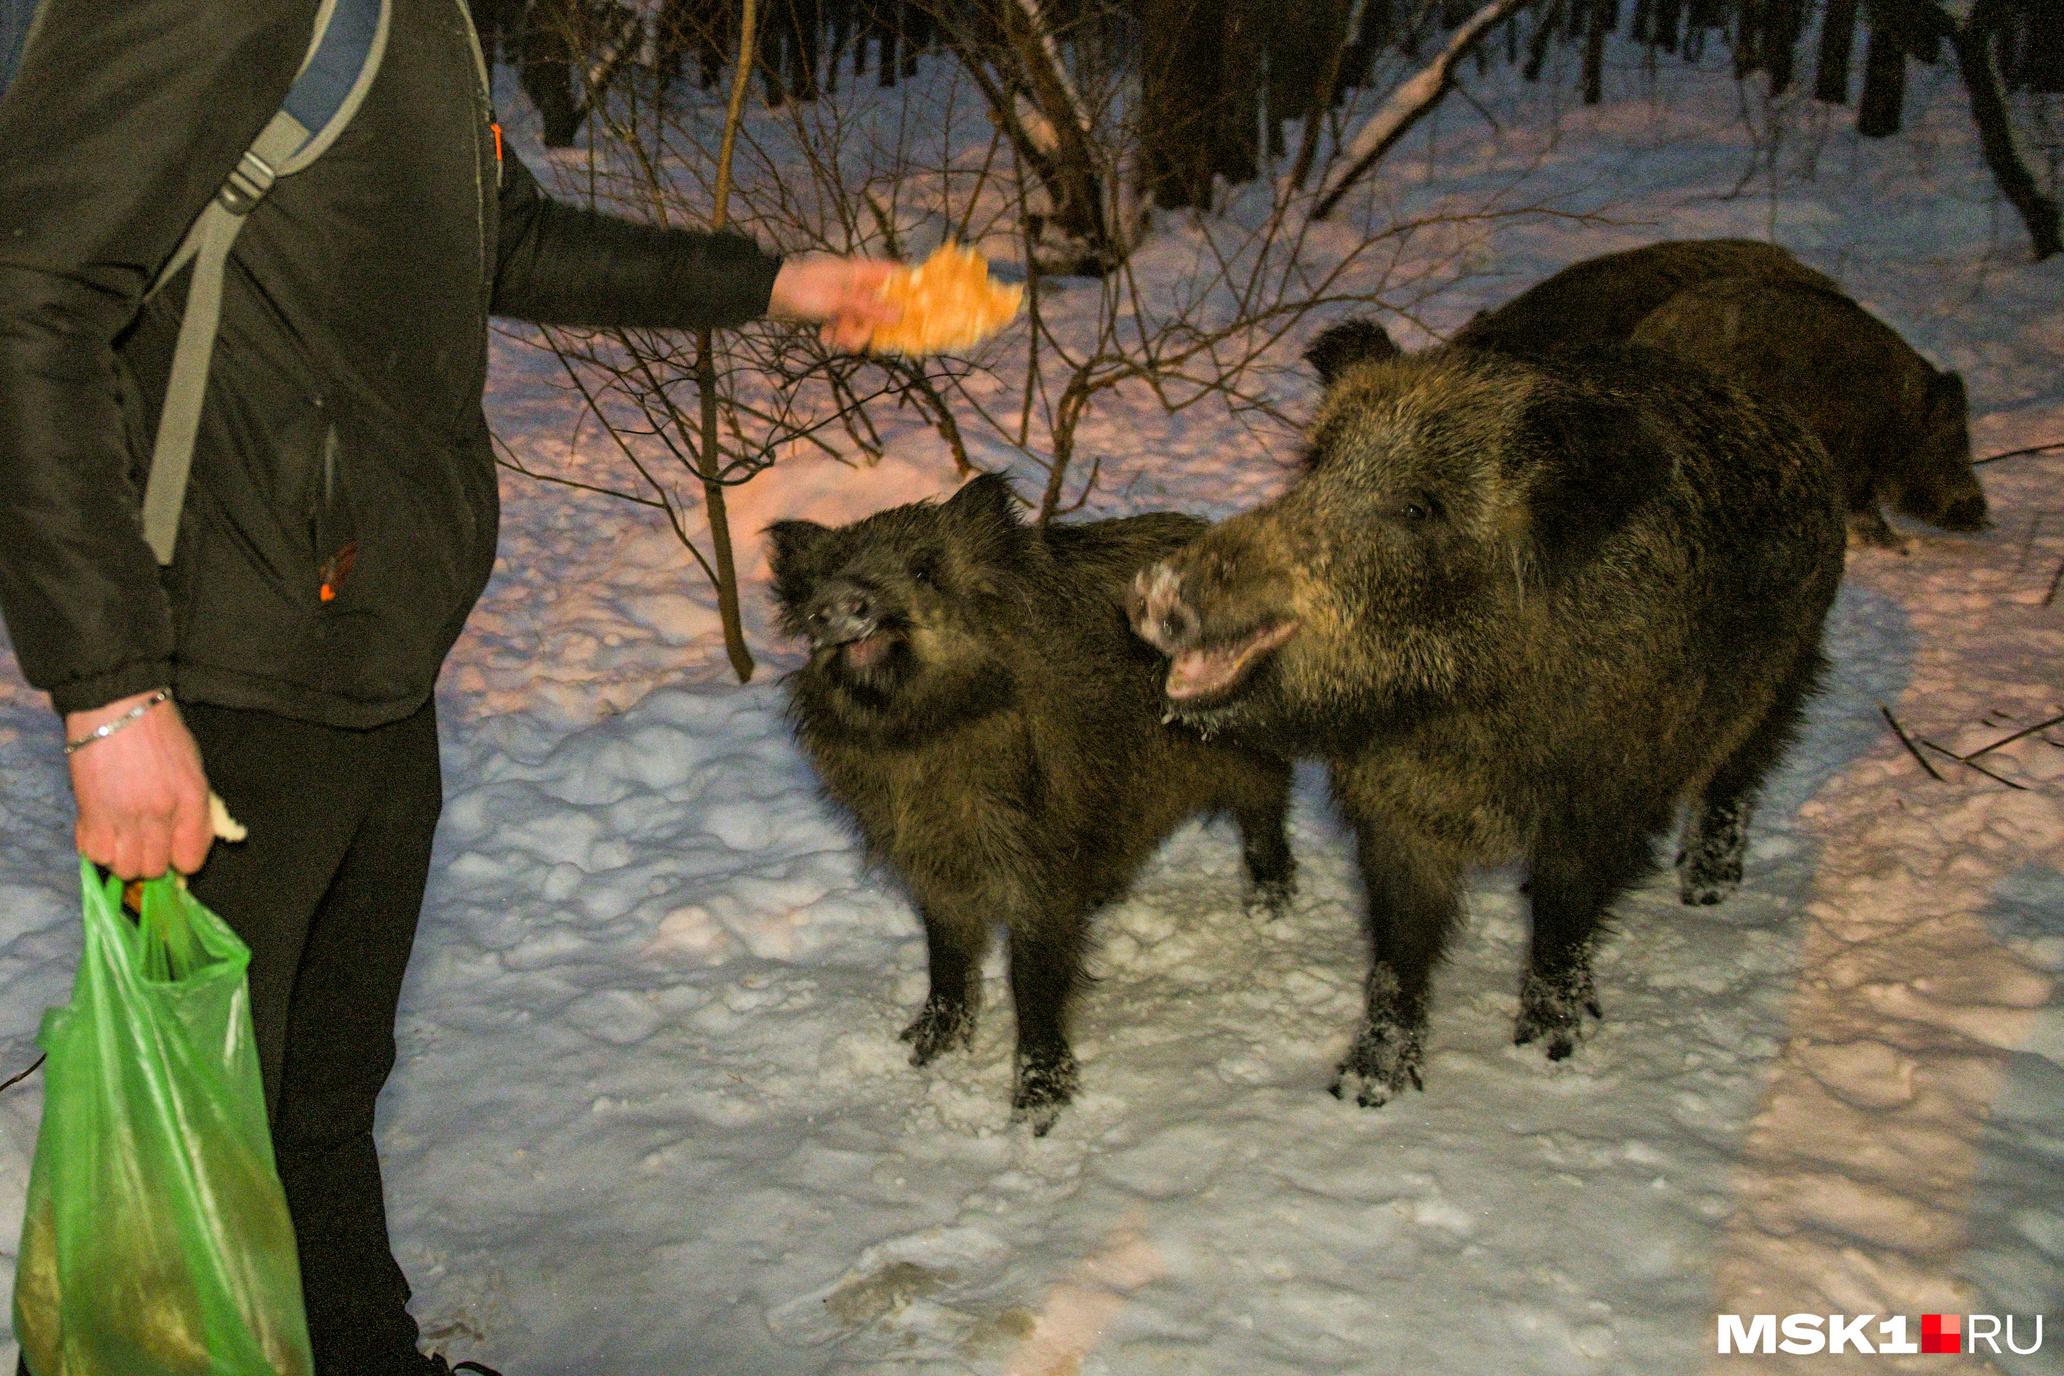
top-left (769, 475), bottom-right (1296, 1133)
top-left (1452, 238), bottom-right (1837, 356)
top-left (1128, 336), bottom-right (1845, 1106)
top-left (1630, 276), bottom-right (1986, 545)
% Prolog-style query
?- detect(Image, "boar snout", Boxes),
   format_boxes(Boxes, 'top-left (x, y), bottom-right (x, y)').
top-left (1128, 554), bottom-right (1299, 705)
top-left (804, 578), bottom-right (882, 648)
top-left (1933, 489), bottom-right (1989, 533)
top-left (1126, 563), bottom-right (1198, 654)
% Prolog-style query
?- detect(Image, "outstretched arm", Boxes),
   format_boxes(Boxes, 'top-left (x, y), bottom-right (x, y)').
top-left (491, 149), bottom-right (896, 342)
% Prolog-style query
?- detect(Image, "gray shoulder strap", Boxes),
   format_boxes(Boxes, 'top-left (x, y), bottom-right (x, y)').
top-left (139, 0), bottom-right (393, 565)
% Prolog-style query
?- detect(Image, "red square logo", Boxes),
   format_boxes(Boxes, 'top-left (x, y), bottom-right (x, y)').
top-left (1921, 1313), bottom-right (1961, 1354)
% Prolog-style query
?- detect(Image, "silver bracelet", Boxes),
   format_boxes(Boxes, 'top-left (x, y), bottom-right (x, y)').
top-left (63, 689), bottom-right (173, 756)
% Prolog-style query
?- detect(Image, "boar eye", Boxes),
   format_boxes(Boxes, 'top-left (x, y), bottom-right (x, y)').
top-left (1385, 493), bottom-right (1438, 523)
top-left (911, 555), bottom-right (941, 587)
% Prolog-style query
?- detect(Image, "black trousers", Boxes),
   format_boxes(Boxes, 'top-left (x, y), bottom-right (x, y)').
top-left (185, 700), bottom-right (445, 1374)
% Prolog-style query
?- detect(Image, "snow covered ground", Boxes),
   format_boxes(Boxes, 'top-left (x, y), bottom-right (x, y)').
top-left (3, 34), bottom-right (2060, 1376)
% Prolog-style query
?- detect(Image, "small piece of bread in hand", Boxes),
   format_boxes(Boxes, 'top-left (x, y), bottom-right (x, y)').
top-left (868, 242), bottom-right (1024, 356)
top-left (209, 791), bottom-right (248, 843)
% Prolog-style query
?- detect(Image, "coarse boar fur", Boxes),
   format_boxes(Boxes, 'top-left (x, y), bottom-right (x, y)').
top-left (1128, 337), bottom-right (1845, 1107)
top-left (1630, 275), bottom-right (1986, 546)
top-left (1452, 238), bottom-right (1837, 356)
top-left (769, 475), bottom-right (1296, 1133)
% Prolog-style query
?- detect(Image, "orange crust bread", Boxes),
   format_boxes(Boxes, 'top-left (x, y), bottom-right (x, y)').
top-left (868, 243), bottom-right (1024, 356)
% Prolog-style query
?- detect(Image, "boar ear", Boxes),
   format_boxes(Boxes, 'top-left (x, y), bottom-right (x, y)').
top-left (766, 520), bottom-right (832, 601)
top-left (1304, 318), bottom-right (1400, 387)
top-left (1524, 390), bottom-right (1669, 585)
top-left (943, 472), bottom-right (1022, 530)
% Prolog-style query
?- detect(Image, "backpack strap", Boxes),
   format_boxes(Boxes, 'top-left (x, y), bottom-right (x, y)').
top-left (0, 0), bottom-right (49, 102)
top-left (139, 0), bottom-right (392, 565)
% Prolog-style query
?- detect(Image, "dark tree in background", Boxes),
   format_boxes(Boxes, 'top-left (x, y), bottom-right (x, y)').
top-left (1139, 0), bottom-right (1255, 209)
top-left (473, 0), bottom-right (2059, 259)
top-left (1813, 0), bottom-right (1859, 101)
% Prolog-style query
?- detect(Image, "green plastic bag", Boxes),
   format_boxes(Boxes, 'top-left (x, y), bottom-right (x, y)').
top-left (12, 861), bottom-right (313, 1376)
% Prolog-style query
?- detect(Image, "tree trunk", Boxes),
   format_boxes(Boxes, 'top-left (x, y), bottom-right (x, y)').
top-left (1734, 0), bottom-right (1765, 77)
top-left (1856, 16), bottom-right (1907, 134)
top-left (696, 0), bottom-right (763, 683)
top-left (1582, 0), bottom-right (1615, 103)
top-left (1950, 0), bottom-right (2062, 258)
top-left (1762, 0), bottom-right (1802, 90)
top-left (1141, 0), bottom-right (1226, 208)
top-left (1814, 0), bottom-right (1859, 101)
top-left (927, 1), bottom-right (1120, 265)
top-left (2023, 0), bottom-right (2064, 92)
top-left (521, 0), bottom-right (583, 147)
top-left (1349, 0), bottom-right (1396, 85)
top-left (1315, 0), bottom-right (1542, 218)
top-left (1212, 0), bottom-right (1263, 185)
top-left (1524, 0), bottom-right (1567, 79)
top-left (1652, 0), bottom-right (1680, 53)
top-left (1288, 0), bottom-right (1365, 189)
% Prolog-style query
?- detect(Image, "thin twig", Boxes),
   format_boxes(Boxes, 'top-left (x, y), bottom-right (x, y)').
top-left (2046, 556), bottom-right (2063, 608)
top-left (1919, 739), bottom-right (2030, 790)
top-left (1880, 703), bottom-right (1944, 781)
top-left (1958, 710), bottom-right (2064, 761)
top-left (0, 1054), bottom-right (45, 1096)
top-left (1973, 439), bottom-right (2064, 466)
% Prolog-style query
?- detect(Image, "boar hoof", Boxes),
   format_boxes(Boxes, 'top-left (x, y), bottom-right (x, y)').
top-left (901, 996), bottom-right (976, 1067)
top-left (1331, 1017), bottom-right (1425, 1108)
top-left (1243, 876), bottom-right (1297, 922)
top-left (1514, 967), bottom-right (1602, 1062)
top-left (1846, 509), bottom-right (1908, 554)
top-left (1011, 1049), bottom-right (1080, 1136)
top-left (1678, 854), bottom-right (1743, 906)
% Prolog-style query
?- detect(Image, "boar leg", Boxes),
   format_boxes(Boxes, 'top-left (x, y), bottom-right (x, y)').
top-left (1517, 814), bottom-right (1653, 1060)
top-left (1007, 914), bottom-right (1088, 1135)
top-left (1847, 504), bottom-right (1906, 552)
top-left (1678, 647), bottom-right (1823, 905)
top-left (1231, 761), bottom-right (1298, 920)
top-left (1333, 817), bottom-right (1459, 1107)
top-left (901, 904), bottom-right (984, 1065)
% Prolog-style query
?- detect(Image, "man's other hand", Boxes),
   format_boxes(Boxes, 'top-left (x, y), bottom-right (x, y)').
top-left (65, 692), bottom-right (213, 879)
top-left (769, 254), bottom-right (900, 351)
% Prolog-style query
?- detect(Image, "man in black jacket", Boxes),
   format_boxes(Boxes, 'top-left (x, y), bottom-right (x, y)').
top-left (0, 2), bottom-right (896, 1372)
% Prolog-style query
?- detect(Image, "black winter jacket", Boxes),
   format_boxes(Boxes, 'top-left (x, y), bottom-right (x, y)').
top-left (0, 0), bottom-right (781, 726)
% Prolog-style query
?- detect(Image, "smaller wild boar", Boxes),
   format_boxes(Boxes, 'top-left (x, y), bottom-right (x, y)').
top-left (769, 475), bottom-right (1296, 1133)
top-left (1129, 334), bottom-right (1845, 1107)
top-left (1453, 238), bottom-right (1837, 356)
top-left (1630, 276), bottom-right (1986, 546)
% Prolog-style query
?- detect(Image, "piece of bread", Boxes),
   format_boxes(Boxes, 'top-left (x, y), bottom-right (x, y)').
top-left (869, 242), bottom-right (1024, 356)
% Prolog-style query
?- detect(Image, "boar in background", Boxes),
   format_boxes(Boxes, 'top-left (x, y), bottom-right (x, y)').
top-left (1452, 237), bottom-right (1837, 356)
top-left (1631, 275), bottom-right (1986, 546)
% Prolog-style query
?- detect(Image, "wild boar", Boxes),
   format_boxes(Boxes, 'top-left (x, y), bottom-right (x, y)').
top-left (1129, 338), bottom-right (1844, 1106)
top-left (771, 475), bottom-right (1296, 1132)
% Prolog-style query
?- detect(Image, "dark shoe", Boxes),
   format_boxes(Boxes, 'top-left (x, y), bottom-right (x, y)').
top-left (427, 1357), bottom-right (503, 1376)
